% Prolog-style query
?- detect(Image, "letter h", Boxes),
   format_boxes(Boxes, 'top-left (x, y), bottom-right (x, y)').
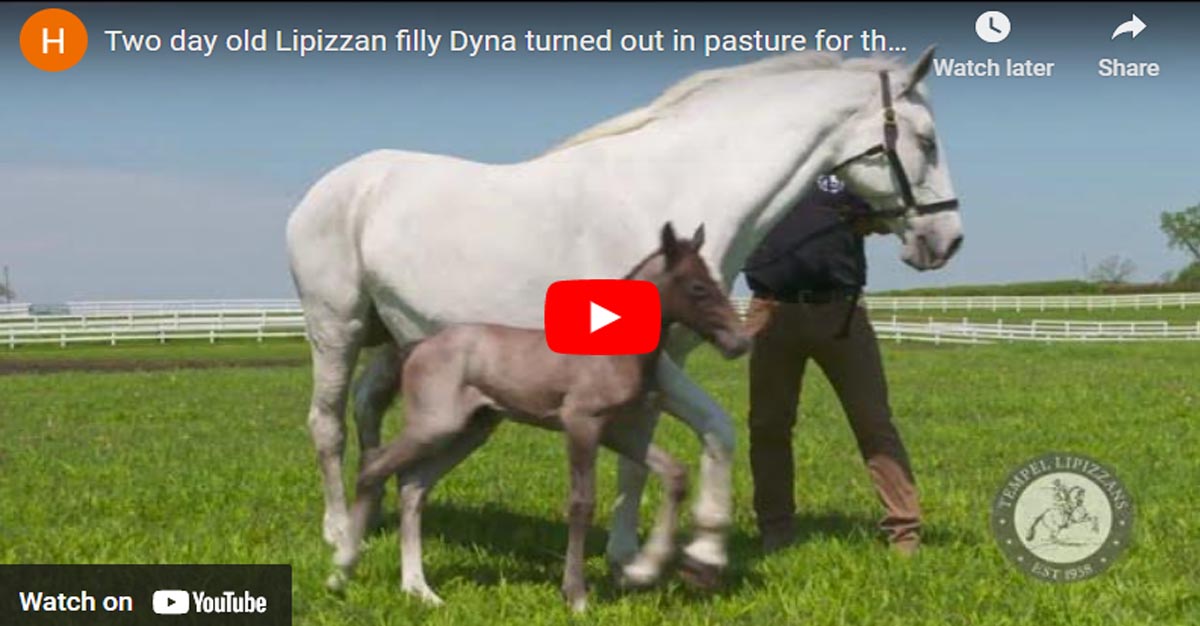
top-left (42, 27), bottom-right (66, 54)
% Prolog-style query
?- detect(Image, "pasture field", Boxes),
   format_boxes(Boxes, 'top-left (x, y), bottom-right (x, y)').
top-left (1, 341), bottom-right (1197, 625)
top-left (0, 338), bottom-right (310, 362)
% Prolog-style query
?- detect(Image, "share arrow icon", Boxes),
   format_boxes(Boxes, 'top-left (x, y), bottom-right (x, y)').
top-left (1111, 14), bottom-right (1147, 40)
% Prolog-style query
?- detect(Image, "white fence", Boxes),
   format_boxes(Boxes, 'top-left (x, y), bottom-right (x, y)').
top-left (864, 292), bottom-right (1200, 312)
top-left (1, 302), bottom-right (306, 347)
top-left (871, 317), bottom-right (1200, 345)
top-left (1, 294), bottom-right (1198, 347)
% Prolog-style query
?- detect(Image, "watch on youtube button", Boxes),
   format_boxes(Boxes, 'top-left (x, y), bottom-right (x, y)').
top-left (544, 280), bottom-right (661, 355)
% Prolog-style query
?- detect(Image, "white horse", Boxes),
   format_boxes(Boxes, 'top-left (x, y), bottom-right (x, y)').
top-left (286, 47), bottom-right (964, 592)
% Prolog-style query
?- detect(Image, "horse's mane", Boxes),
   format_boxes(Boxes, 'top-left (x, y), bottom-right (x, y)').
top-left (546, 52), bottom-right (908, 154)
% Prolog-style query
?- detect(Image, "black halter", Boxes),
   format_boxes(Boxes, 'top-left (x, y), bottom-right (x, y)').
top-left (831, 71), bottom-right (960, 219)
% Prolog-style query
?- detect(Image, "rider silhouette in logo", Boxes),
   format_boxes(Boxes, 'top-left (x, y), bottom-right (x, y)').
top-left (1025, 479), bottom-right (1101, 545)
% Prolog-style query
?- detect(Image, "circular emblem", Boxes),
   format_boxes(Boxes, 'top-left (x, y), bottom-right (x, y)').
top-left (991, 452), bottom-right (1133, 583)
top-left (21, 8), bottom-right (89, 73)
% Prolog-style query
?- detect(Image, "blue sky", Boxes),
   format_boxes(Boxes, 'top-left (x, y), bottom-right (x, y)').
top-left (2, 2), bottom-right (1198, 301)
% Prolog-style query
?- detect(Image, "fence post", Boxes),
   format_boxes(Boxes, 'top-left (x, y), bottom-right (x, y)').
top-left (210, 329), bottom-right (216, 344)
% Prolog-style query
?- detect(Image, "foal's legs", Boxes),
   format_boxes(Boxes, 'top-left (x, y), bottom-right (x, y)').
top-left (609, 355), bottom-right (735, 588)
top-left (397, 410), bottom-right (501, 606)
top-left (608, 444), bottom-right (653, 569)
top-left (561, 415), bottom-right (603, 613)
top-left (330, 404), bottom-right (471, 590)
top-left (602, 420), bottom-right (688, 588)
top-left (657, 355), bottom-right (736, 587)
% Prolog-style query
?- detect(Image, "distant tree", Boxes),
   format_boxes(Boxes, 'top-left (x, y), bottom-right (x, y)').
top-left (0, 283), bottom-right (12, 301)
top-left (1089, 255), bottom-right (1137, 284)
top-left (1160, 203), bottom-right (1200, 262)
top-left (1176, 262), bottom-right (1200, 288)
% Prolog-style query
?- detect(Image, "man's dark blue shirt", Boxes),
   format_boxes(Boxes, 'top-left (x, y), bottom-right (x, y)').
top-left (743, 176), bottom-right (872, 298)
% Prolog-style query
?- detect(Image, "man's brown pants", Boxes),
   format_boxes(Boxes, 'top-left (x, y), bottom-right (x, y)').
top-left (744, 296), bottom-right (921, 548)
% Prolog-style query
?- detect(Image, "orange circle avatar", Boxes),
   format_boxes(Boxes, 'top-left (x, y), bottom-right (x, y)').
top-left (21, 8), bottom-right (88, 72)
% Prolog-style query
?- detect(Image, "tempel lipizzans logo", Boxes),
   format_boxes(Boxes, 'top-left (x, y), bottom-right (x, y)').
top-left (20, 8), bottom-right (88, 72)
top-left (991, 452), bottom-right (1134, 583)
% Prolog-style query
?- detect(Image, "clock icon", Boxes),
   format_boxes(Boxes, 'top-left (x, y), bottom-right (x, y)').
top-left (975, 10), bottom-right (1012, 43)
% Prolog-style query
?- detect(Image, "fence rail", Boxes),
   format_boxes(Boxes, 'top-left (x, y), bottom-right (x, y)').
top-left (870, 316), bottom-right (1200, 345)
top-left (863, 291), bottom-right (1200, 312)
top-left (2, 295), bottom-right (1198, 347)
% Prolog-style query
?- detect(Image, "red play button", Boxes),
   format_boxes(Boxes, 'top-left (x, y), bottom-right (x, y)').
top-left (544, 279), bottom-right (661, 355)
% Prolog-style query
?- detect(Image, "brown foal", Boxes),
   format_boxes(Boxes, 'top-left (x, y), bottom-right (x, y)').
top-left (328, 222), bottom-right (750, 611)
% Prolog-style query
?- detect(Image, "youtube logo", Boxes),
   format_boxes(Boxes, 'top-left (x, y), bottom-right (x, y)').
top-left (152, 589), bottom-right (189, 615)
top-left (544, 279), bottom-right (661, 355)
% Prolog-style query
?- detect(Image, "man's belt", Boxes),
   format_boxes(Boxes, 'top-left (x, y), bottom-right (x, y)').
top-left (754, 287), bottom-right (862, 305)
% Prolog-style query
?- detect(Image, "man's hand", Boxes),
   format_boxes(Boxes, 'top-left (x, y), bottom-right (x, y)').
top-left (741, 297), bottom-right (779, 338)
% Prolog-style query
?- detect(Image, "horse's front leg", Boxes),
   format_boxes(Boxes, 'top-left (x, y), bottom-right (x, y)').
top-left (606, 412), bottom-right (658, 574)
top-left (656, 354), bottom-right (735, 589)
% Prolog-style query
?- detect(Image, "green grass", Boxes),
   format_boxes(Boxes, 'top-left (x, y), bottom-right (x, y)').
top-left (0, 338), bottom-right (310, 362)
top-left (1, 342), bottom-right (1197, 625)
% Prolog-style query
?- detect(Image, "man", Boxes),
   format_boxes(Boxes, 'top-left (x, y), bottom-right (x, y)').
top-left (741, 173), bottom-right (921, 556)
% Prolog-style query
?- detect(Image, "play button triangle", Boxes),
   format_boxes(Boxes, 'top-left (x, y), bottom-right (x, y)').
top-left (589, 301), bottom-right (620, 333)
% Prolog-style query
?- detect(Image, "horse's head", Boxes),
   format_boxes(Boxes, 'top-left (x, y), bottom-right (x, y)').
top-left (830, 46), bottom-right (964, 271)
top-left (636, 222), bottom-right (750, 359)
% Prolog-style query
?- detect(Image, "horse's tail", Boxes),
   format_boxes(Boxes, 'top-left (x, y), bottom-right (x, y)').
top-left (1025, 511), bottom-right (1047, 541)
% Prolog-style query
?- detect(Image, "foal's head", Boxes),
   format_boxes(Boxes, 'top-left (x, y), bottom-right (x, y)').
top-left (635, 222), bottom-right (751, 359)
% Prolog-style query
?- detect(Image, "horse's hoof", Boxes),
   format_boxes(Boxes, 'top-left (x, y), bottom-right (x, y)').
top-left (618, 557), bottom-right (664, 590)
top-left (677, 554), bottom-right (723, 591)
top-left (402, 583), bottom-right (444, 607)
top-left (325, 571), bottom-right (348, 593)
top-left (561, 585), bottom-right (589, 613)
top-left (607, 556), bottom-right (642, 589)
